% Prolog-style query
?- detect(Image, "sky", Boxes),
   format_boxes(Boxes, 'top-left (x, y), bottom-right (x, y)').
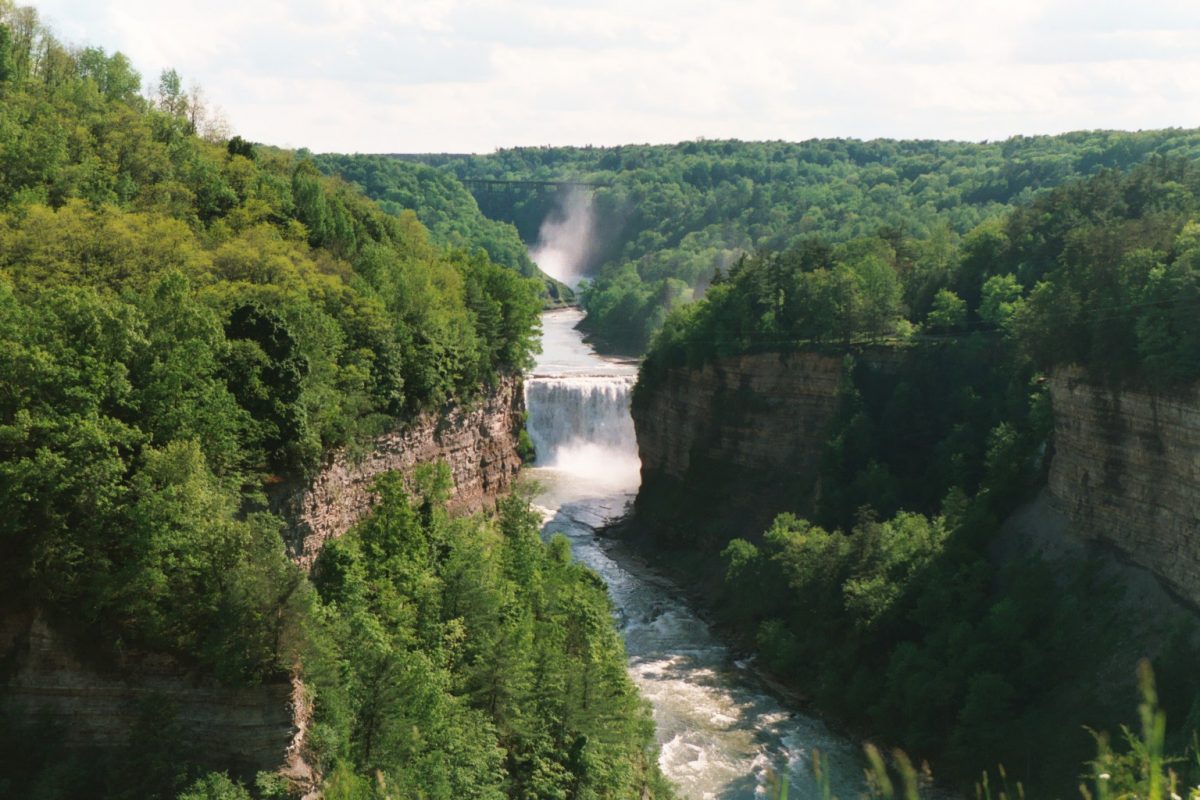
top-left (28, 0), bottom-right (1200, 154)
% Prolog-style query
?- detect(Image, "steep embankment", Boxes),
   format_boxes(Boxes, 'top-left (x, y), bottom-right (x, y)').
top-left (633, 351), bottom-right (842, 545)
top-left (630, 347), bottom-right (1200, 790)
top-left (0, 611), bottom-right (309, 784)
top-left (1048, 367), bottom-right (1200, 607)
top-left (0, 379), bottom-right (525, 782)
top-left (634, 350), bottom-right (1200, 596)
top-left (632, 349), bottom-right (906, 546)
top-left (636, 352), bottom-right (842, 484)
top-left (274, 374), bottom-right (525, 569)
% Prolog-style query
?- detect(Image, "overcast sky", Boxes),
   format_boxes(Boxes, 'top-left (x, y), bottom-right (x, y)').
top-left (29, 0), bottom-right (1200, 154)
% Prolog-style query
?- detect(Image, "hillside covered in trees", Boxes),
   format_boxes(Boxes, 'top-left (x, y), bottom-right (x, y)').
top-left (629, 160), bottom-right (1200, 793)
top-left (412, 132), bottom-right (1200, 351)
top-left (311, 153), bottom-right (574, 305)
top-left (0, 5), bottom-right (669, 798)
top-left (308, 154), bottom-right (532, 274)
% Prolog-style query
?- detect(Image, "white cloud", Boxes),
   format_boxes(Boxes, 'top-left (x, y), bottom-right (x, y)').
top-left (26, 0), bottom-right (1200, 152)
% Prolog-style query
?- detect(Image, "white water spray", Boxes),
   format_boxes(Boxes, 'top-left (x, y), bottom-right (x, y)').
top-left (530, 188), bottom-right (596, 288)
top-left (526, 307), bottom-right (864, 799)
top-left (525, 374), bottom-right (641, 491)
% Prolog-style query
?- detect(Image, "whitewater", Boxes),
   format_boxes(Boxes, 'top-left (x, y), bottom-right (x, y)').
top-left (525, 308), bottom-right (864, 799)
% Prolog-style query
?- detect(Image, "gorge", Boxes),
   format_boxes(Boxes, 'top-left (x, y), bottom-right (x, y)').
top-left (626, 327), bottom-right (1200, 791)
top-left (4, 7), bottom-right (1200, 792)
top-left (525, 308), bottom-right (864, 799)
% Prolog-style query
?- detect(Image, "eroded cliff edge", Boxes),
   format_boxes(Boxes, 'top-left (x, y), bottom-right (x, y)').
top-left (1047, 367), bottom-right (1200, 607)
top-left (0, 377), bottom-right (525, 785)
top-left (633, 350), bottom-right (1200, 608)
top-left (631, 350), bottom-right (847, 545)
top-left (0, 610), bottom-right (310, 784)
top-left (273, 374), bottom-right (525, 570)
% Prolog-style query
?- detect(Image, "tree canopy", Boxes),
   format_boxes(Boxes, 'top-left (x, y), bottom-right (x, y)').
top-left (632, 160), bottom-right (1200, 795)
top-left (424, 132), bottom-right (1200, 351)
top-left (0, 8), bottom-right (667, 800)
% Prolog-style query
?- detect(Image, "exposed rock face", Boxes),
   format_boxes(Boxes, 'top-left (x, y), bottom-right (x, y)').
top-left (0, 611), bottom-right (302, 780)
top-left (1048, 367), bottom-right (1200, 606)
top-left (274, 374), bottom-right (525, 569)
top-left (631, 351), bottom-right (846, 543)
top-left (631, 350), bottom-right (1200, 609)
top-left (635, 351), bottom-right (844, 483)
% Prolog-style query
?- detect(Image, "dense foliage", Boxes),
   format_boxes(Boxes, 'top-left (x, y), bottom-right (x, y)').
top-left (0, 0), bottom-right (541, 662)
top-left (301, 473), bottom-right (672, 800)
top-left (0, 6), bottom-right (669, 799)
top-left (425, 132), bottom-right (1200, 351)
top-left (641, 160), bottom-right (1200, 391)
top-left (312, 154), bottom-right (574, 305)
top-left (842, 661), bottom-right (1200, 800)
top-left (630, 161), bottom-right (1200, 794)
top-left (2, 474), bottom-right (673, 800)
top-left (310, 154), bottom-right (536, 276)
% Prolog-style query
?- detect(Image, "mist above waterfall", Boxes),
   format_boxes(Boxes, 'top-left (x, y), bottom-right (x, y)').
top-left (530, 188), bottom-right (596, 288)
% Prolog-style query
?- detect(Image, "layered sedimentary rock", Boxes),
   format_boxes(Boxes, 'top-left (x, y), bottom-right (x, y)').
top-left (631, 351), bottom-right (849, 544)
top-left (634, 351), bottom-right (844, 483)
top-left (634, 350), bottom-right (1200, 607)
top-left (0, 611), bottom-right (307, 782)
top-left (1048, 367), bottom-right (1200, 606)
top-left (274, 374), bottom-right (525, 569)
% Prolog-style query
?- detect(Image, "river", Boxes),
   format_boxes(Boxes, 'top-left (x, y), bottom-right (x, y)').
top-left (524, 308), bottom-right (864, 799)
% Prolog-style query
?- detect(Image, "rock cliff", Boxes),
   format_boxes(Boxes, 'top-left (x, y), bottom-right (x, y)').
top-left (0, 610), bottom-right (308, 783)
top-left (1048, 367), bottom-right (1200, 606)
top-left (631, 351), bottom-right (846, 543)
top-left (274, 374), bottom-right (525, 569)
top-left (635, 351), bottom-right (844, 483)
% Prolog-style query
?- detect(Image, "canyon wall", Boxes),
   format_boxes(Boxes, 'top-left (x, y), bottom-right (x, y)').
top-left (632, 353), bottom-right (1200, 613)
top-left (0, 610), bottom-right (312, 787)
top-left (0, 377), bottom-right (525, 787)
top-left (274, 374), bottom-right (525, 569)
top-left (631, 351), bottom-right (848, 544)
top-left (635, 351), bottom-right (844, 483)
top-left (1047, 367), bottom-right (1200, 606)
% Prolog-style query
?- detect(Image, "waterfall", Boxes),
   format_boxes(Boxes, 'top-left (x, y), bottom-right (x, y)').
top-left (525, 373), bottom-right (641, 489)
top-left (526, 307), bottom-right (864, 798)
top-left (526, 375), bottom-right (637, 457)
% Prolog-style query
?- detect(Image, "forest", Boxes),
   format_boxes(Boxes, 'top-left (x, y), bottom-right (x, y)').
top-left (0, 4), bottom-right (668, 798)
top-left (641, 160), bottom-right (1200, 388)
top-left (308, 155), bottom-right (534, 281)
top-left (631, 161), bottom-right (1200, 793)
top-left (395, 132), bottom-right (1200, 352)
top-left (5, 0), bottom-right (1200, 796)
top-left (309, 154), bottom-right (573, 305)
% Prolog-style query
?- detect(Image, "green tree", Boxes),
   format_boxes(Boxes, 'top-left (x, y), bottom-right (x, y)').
top-left (77, 47), bottom-right (141, 102)
top-left (978, 273), bottom-right (1023, 329)
top-left (925, 288), bottom-right (966, 332)
top-left (176, 773), bottom-right (251, 800)
top-left (0, 22), bottom-right (13, 85)
top-left (157, 68), bottom-right (188, 118)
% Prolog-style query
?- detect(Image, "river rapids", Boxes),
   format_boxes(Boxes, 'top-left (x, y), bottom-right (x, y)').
top-left (525, 308), bottom-right (864, 799)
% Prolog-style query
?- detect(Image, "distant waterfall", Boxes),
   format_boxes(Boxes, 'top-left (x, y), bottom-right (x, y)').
top-left (525, 374), bottom-right (641, 488)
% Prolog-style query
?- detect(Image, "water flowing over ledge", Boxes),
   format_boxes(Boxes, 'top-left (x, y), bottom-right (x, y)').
top-left (524, 308), bottom-right (863, 800)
